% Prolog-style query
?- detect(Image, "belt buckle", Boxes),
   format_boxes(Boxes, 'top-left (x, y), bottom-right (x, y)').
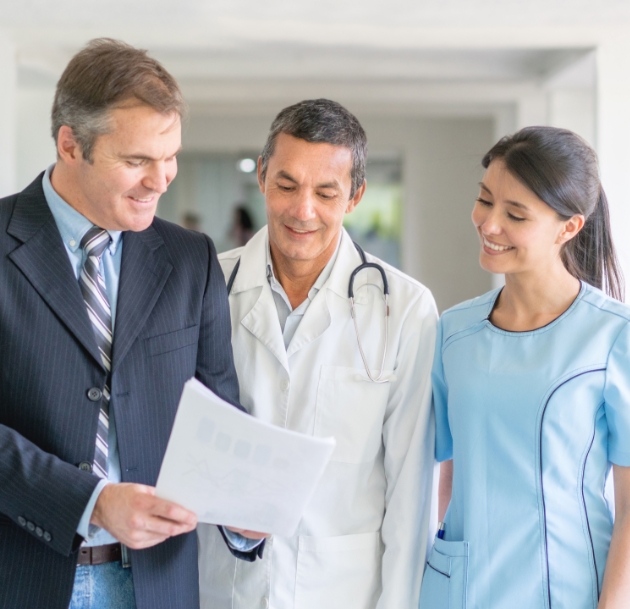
top-left (77, 542), bottom-right (122, 566)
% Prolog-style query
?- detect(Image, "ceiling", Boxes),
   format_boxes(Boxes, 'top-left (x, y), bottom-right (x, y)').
top-left (1, 0), bottom-right (611, 117)
top-left (3, 0), bottom-right (630, 31)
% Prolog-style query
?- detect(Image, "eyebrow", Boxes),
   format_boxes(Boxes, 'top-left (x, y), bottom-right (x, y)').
top-left (276, 170), bottom-right (298, 184)
top-left (316, 181), bottom-right (341, 190)
top-left (479, 182), bottom-right (529, 211)
top-left (276, 171), bottom-right (341, 190)
top-left (120, 146), bottom-right (183, 162)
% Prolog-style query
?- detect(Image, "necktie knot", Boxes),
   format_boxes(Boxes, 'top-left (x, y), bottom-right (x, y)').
top-left (81, 227), bottom-right (111, 260)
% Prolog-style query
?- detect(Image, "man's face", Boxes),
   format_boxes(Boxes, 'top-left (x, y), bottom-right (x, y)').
top-left (260, 133), bottom-right (364, 267)
top-left (69, 105), bottom-right (181, 232)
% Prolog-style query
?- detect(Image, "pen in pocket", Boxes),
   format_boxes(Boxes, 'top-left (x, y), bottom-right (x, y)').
top-left (437, 522), bottom-right (445, 539)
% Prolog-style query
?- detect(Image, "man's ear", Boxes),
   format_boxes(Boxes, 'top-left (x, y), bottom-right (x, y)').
top-left (558, 214), bottom-right (585, 245)
top-left (56, 126), bottom-right (83, 165)
top-left (346, 180), bottom-right (366, 214)
top-left (257, 156), bottom-right (265, 195)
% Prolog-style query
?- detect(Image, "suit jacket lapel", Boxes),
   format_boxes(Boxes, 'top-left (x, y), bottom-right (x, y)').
top-left (7, 176), bottom-right (105, 369)
top-left (111, 226), bottom-right (172, 372)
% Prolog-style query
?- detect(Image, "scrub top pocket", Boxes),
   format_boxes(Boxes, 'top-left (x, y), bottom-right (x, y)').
top-left (419, 538), bottom-right (469, 609)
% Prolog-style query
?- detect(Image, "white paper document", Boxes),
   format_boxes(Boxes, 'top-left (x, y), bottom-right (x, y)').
top-left (155, 378), bottom-right (336, 537)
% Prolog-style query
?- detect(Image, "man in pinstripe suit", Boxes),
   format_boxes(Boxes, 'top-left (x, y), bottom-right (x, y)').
top-left (0, 39), bottom-right (262, 609)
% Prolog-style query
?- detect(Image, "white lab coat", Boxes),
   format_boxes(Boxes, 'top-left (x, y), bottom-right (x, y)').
top-left (198, 226), bottom-right (437, 609)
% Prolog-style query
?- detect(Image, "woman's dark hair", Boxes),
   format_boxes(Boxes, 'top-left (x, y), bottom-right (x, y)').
top-left (483, 126), bottom-right (624, 301)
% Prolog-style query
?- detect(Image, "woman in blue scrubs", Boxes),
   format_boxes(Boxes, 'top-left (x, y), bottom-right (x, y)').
top-left (420, 126), bottom-right (630, 609)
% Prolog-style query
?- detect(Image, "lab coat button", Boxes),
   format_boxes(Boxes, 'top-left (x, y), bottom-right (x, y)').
top-left (280, 379), bottom-right (289, 391)
top-left (261, 598), bottom-right (269, 609)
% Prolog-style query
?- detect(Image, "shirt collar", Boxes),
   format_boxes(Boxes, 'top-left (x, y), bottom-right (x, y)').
top-left (265, 234), bottom-right (341, 310)
top-left (43, 164), bottom-right (123, 255)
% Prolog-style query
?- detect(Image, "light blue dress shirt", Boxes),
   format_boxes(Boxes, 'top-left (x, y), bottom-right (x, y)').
top-left (421, 282), bottom-right (630, 609)
top-left (265, 235), bottom-right (339, 348)
top-left (43, 165), bottom-right (256, 553)
top-left (42, 165), bottom-right (122, 547)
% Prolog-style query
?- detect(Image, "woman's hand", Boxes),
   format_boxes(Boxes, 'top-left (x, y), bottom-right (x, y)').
top-left (598, 464), bottom-right (630, 608)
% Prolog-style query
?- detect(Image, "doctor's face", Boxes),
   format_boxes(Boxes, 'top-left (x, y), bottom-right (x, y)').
top-left (259, 133), bottom-right (365, 268)
top-left (472, 159), bottom-right (582, 277)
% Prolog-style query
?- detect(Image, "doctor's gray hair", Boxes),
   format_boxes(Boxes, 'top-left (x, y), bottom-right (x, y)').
top-left (260, 99), bottom-right (367, 198)
top-left (52, 38), bottom-right (186, 162)
top-left (483, 126), bottom-right (624, 301)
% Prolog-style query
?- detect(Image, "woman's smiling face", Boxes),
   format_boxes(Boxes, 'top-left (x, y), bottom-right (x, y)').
top-left (471, 159), bottom-right (582, 277)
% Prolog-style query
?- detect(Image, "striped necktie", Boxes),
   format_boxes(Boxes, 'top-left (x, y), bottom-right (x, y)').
top-left (79, 227), bottom-right (113, 479)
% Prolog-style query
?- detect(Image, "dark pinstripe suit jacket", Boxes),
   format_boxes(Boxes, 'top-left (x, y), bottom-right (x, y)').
top-left (0, 175), bottom-right (258, 609)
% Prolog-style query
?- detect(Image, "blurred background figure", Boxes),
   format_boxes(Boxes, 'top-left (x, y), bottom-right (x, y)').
top-left (229, 204), bottom-right (255, 247)
top-left (182, 211), bottom-right (203, 232)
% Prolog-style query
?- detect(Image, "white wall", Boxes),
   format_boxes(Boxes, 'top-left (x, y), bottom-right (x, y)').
top-left (16, 86), bottom-right (57, 190)
top-left (361, 116), bottom-right (495, 311)
top-left (597, 38), bottom-right (630, 297)
top-left (0, 36), bottom-right (17, 197)
top-left (546, 52), bottom-right (596, 147)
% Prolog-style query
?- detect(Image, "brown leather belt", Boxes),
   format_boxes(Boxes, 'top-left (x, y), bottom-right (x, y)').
top-left (77, 542), bottom-right (122, 566)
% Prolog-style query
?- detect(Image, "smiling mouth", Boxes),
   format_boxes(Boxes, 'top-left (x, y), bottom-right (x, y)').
top-left (285, 226), bottom-right (316, 235)
top-left (128, 195), bottom-right (156, 204)
top-left (483, 236), bottom-right (514, 252)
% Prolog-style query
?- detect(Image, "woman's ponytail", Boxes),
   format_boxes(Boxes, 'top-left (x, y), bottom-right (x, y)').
top-left (562, 187), bottom-right (624, 301)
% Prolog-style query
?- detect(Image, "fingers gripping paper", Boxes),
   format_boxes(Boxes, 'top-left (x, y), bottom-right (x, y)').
top-left (156, 378), bottom-right (336, 537)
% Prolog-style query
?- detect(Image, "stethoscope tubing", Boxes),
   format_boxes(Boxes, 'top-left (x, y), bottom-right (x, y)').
top-left (226, 241), bottom-right (390, 384)
top-left (348, 242), bottom-right (390, 383)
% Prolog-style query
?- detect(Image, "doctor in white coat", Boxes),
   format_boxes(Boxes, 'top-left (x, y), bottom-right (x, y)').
top-left (198, 99), bottom-right (437, 609)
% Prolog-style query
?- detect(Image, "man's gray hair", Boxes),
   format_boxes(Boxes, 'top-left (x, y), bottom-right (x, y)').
top-left (52, 38), bottom-right (186, 162)
top-left (260, 99), bottom-right (367, 198)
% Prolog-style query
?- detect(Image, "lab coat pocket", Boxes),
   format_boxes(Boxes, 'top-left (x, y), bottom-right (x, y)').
top-left (295, 531), bottom-right (382, 609)
top-left (315, 365), bottom-right (392, 463)
top-left (419, 539), bottom-right (469, 609)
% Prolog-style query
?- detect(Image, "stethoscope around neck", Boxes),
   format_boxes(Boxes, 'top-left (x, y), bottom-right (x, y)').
top-left (226, 240), bottom-right (390, 384)
top-left (348, 241), bottom-right (390, 383)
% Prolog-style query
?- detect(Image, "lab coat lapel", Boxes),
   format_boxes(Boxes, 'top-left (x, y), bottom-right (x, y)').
top-left (232, 228), bottom-right (290, 373)
top-left (7, 176), bottom-right (106, 370)
top-left (285, 290), bottom-right (331, 358)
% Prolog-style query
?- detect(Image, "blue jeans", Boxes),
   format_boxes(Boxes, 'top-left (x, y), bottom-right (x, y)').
top-left (69, 561), bottom-right (136, 609)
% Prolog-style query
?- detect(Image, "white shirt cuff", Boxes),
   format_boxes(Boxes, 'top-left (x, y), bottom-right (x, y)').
top-left (221, 526), bottom-right (265, 552)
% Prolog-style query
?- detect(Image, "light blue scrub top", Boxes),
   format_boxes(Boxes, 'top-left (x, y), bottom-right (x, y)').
top-left (421, 282), bottom-right (630, 609)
